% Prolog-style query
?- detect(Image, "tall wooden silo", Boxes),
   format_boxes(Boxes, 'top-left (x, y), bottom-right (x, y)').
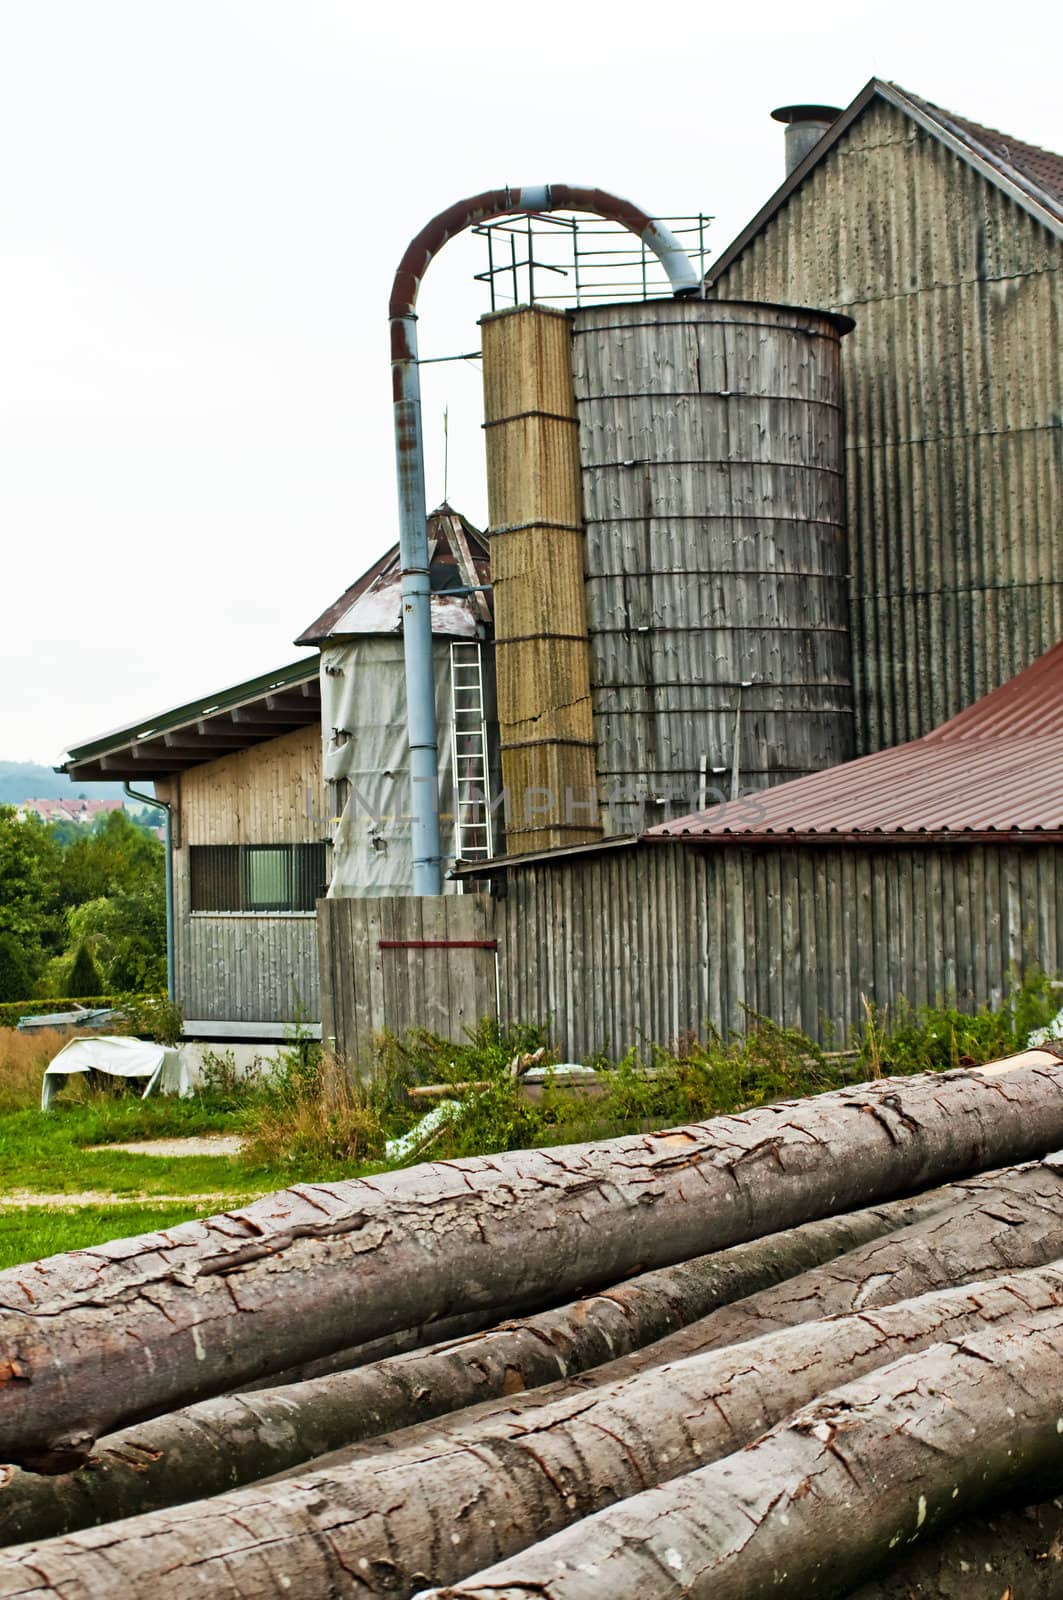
top-left (570, 297), bottom-right (855, 830)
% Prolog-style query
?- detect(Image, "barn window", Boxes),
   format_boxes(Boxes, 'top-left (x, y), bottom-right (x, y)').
top-left (190, 844), bottom-right (327, 913)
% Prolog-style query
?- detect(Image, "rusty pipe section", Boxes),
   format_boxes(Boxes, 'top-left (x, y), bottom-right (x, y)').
top-left (390, 187), bottom-right (698, 894)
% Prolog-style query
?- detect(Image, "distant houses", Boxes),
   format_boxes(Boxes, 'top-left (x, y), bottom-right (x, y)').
top-left (16, 798), bottom-right (124, 827)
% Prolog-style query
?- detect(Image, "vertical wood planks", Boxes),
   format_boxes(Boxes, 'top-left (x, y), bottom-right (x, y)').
top-left (316, 896), bottom-right (499, 1075)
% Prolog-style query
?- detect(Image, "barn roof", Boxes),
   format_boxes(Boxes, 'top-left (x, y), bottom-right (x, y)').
top-left (646, 640), bottom-right (1063, 845)
top-left (295, 505), bottom-right (491, 646)
top-left (62, 657), bottom-right (320, 781)
top-left (706, 79), bottom-right (1063, 290)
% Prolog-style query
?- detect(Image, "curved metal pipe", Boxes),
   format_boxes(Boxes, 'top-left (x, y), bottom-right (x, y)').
top-left (390, 186), bottom-right (698, 894)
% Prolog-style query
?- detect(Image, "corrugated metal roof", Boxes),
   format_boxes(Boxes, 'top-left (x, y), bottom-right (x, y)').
top-left (646, 639), bottom-right (1063, 843)
top-left (295, 505), bottom-right (491, 646)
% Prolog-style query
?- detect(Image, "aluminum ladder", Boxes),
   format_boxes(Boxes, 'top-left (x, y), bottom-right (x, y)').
top-left (449, 640), bottom-right (494, 869)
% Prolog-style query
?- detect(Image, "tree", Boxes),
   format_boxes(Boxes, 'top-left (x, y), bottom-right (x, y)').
top-left (56, 809), bottom-right (163, 909)
top-left (0, 807), bottom-right (62, 994)
top-left (64, 940), bottom-right (104, 999)
top-left (63, 879), bottom-right (166, 994)
top-left (0, 932), bottom-right (37, 1004)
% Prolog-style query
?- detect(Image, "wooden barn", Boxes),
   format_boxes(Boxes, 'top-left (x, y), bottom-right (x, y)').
top-left (480, 639), bottom-right (1063, 1057)
top-left (64, 659), bottom-right (325, 1040)
top-left (706, 79), bottom-right (1063, 752)
top-left (62, 507), bottom-right (496, 1038)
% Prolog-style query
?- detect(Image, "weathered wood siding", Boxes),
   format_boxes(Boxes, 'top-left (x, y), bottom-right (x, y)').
top-left (498, 843), bottom-right (1063, 1054)
top-left (708, 96), bottom-right (1063, 753)
top-left (159, 725), bottom-right (324, 1024)
top-left (573, 299), bottom-right (854, 818)
top-left (318, 895), bottom-right (498, 1072)
top-left (178, 914), bottom-right (319, 1024)
top-left (178, 725), bottom-right (323, 846)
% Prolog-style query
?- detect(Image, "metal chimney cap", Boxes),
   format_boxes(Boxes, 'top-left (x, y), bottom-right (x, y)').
top-left (771, 104), bottom-right (842, 126)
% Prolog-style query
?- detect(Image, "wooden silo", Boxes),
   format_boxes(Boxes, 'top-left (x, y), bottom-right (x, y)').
top-left (571, 297), bottom-right (855, 831)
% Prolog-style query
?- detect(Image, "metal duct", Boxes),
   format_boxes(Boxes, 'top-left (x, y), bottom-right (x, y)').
top-left (388, 188), bottom-right (698, 893)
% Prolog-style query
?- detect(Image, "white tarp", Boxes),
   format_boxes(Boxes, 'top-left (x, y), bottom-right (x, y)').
top-left (322, 636), bottom-right (465, 897)
top-left (41, 1035), bottom-right (194, 1111)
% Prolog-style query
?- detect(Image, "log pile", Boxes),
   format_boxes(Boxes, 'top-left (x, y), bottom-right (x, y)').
top-left (3, 1048), bottom-right (1063, 1598)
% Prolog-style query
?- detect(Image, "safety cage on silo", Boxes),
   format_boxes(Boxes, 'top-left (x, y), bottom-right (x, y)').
top-left (468, 210), bottom-right (855, 850)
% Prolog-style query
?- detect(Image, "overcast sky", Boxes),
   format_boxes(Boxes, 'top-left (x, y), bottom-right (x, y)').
top-left (1, 0), bottom-right (1059, 763)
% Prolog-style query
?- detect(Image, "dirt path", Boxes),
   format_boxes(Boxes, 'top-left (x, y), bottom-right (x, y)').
top-left (84, 1135), bottom-right (246, 1158)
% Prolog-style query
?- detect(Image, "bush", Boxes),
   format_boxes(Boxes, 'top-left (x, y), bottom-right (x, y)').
top-left (0, 995), bottom-right (133, 1030)
top-left (0, 933), bottom-right (39, 1005)
top-left (112, 993), bottom-right (183, 1046)
top-left (855, 966), bottom-right (1059, 1077)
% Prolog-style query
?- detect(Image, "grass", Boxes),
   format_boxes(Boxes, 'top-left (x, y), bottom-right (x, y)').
top-left (0, 1204), bottom-right (235, 1273)
top-left (0, 967), bottom-right (1058, 1270)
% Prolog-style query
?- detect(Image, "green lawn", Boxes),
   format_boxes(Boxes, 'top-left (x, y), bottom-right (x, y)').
top-left (0, 1203), bottom-right (240, 1271)
top-left (0, 1095), bottom-right (292, 1268)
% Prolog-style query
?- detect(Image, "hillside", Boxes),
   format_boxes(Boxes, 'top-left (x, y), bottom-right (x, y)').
top-left (0, 762), bottom-right (130, 807)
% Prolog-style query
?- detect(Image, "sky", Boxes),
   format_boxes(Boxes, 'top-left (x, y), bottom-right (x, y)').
top-left (1, 0), bottom-right (1060, 763)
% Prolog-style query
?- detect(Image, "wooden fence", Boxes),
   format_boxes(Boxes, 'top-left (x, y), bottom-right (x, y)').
top-left (317, 895), bottom-right (499, 1073)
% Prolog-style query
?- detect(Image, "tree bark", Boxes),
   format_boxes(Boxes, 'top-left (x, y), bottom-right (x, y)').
top-left (583, 1154), bottom-right (1063, 1377)
top-left (239, 1307), bottom-right (502, 1391)
top-left (0, 1188), bottom-right (950, 1543)
top-left (289, 1155), bottom-right (1063, 1477)
top-left (843, 1497), bottom-right (1063, 1599)
top-left (420, 1307), bottom-right (1063, 1600)
top-left (2, 1266), bottom-right (1062, 1597)
top-left (3, 1052), bottom-right (1062, 1468)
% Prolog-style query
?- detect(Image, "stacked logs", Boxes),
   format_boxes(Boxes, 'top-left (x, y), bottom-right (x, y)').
top-left (3, 1049), bottom-right (1063, 1597)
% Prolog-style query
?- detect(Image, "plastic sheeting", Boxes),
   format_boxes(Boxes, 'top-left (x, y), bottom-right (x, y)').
top-left (322, 636), bottom-right (467, 897)
top-left (41, 1035), bottom-right (194, 1111)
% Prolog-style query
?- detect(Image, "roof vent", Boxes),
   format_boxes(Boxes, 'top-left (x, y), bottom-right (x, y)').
top-left (771, 104), bottom-right (842, 176)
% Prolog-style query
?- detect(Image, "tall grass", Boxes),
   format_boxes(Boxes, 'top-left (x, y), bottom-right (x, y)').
top-left (0, 1029), bottom-right (77, 1116)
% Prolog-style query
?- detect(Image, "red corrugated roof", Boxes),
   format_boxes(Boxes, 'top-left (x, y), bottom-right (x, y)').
top-left (646, 640), bottom-right (1063, 843)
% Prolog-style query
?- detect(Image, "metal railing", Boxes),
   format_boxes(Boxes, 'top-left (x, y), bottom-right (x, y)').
top-left (473, 212), bottom-right (711, 312)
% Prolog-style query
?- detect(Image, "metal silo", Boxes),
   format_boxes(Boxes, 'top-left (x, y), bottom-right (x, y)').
top-left (571, 297), bottom-right (855, 829)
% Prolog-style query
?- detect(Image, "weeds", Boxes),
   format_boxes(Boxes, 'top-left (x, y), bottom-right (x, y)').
top-left (852, 967), bottom-right (1059, 1077)
top-left (238, 1027), bottom-right (386, 1171)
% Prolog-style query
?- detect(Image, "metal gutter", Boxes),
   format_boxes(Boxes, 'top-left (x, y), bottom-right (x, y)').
top-left (390, 187), bottom-right (699, 895)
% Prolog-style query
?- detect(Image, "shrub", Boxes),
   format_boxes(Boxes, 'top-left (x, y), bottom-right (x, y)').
top-left (65, 941), bottom-right (104, 999)
top-left (113, 993), bottom-right (183, 1046)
